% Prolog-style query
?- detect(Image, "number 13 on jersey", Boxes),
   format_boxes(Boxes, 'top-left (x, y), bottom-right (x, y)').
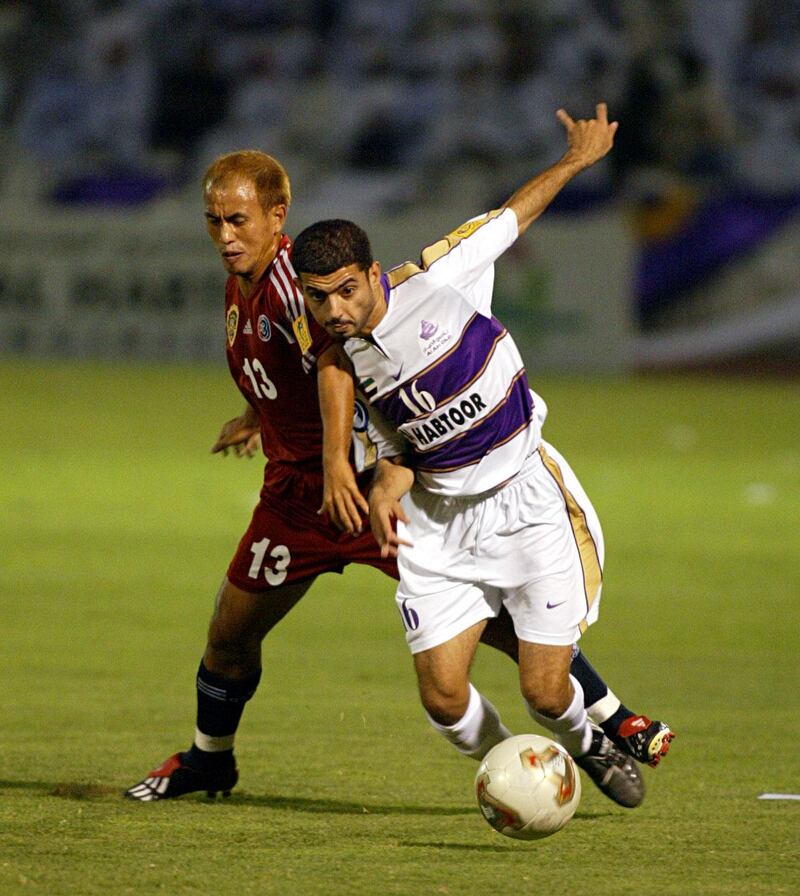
top-left (248, 537), bottom-right (291, 585)
top-left (242, 357), bottom-right (277, 400)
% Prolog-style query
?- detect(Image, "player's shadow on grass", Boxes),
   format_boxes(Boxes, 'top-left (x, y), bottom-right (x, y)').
top-left (399, 817), bottom-right (611, 851)
top-left (237, 793), bottom-right (476, 816)
top-left (0, 780), bottom-right (120, 799)
top-left (197, 794), bottom-right (615, 821)
top-left (1, 782), bottom-right (614, 824)
top-left (0, 780), bottom-right (472, 816)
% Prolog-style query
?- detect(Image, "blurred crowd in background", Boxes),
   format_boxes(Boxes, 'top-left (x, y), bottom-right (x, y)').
top-left (3, 0), bottom-right (800, 204)
top-left (1, 0), bottom-right (799, 336)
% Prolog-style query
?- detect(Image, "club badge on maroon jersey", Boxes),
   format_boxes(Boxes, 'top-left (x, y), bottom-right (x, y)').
top-left (226, 305), bottom-right (239, 346)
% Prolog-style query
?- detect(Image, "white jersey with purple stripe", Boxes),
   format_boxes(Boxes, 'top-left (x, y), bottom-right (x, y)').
top-left (344, 207), bottom-right (542, 496)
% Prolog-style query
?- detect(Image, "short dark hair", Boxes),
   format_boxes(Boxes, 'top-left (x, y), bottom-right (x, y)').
top-left (291, 219), bottom-right (373, 277)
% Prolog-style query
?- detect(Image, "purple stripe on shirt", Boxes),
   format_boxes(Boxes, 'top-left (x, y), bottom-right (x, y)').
top-left (407, 373), bottom-right (533, 470)
top-left (372, 313), bottom-right (507, 425)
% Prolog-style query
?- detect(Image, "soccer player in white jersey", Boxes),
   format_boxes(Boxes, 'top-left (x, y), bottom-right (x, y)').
top-left (292, 104), bottom-right (670, 806)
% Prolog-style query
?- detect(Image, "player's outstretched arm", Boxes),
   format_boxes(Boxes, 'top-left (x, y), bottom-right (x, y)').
top-left (211, 404), bottom-right (261, 457)
top-left (369, 457), bottom-right (414, 558)
top-left (503, 102), bottom-right (618, 236)
top-left (317, 344), bottom-right (370, 534)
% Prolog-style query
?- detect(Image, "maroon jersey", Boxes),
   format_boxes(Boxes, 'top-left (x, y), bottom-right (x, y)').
top-left (224, 234), bottom-right (326, 470)
top-left (226, 463), bottom-right (397, 591)
top-left (221, 235), bottom-right (395, 591)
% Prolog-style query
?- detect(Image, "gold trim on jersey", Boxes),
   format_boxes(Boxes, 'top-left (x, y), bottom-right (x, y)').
top-left (292, 313), bottom-right (313, 354)
top-left (354, 428), bottom-right (378, 470)
top-left (387, 209), bottom-right (505, 288)
top-left (537, 443), bottom-right (603, 632)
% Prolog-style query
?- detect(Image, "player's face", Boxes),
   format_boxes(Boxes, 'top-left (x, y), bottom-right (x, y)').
top-left (204, 178), bottom-right (286, 289)
top-left (299, 263), bottom-right (384, 339)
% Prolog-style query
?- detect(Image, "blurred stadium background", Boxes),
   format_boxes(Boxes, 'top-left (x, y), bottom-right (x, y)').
top-left (0, 0), bottom-right (798, 373)
top-left (2, 5), bottom-right (799, 892)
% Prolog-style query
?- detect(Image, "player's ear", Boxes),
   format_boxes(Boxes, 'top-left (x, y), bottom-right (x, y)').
top-left (368, 260), bottom-right (382, 286)
top-left (271, 203), bottom-right (287, 229)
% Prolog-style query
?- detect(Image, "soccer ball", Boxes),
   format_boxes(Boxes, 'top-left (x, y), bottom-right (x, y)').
top-left (475, 734), bottom-right (581, 840)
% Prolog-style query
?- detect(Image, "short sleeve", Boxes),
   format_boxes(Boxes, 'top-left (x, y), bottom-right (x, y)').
top-left (387, 207), bottom-right (518, 317)
top-left (420, 208), bottom-right (518, 291)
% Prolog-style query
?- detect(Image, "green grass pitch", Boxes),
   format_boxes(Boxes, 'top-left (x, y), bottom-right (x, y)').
top-left (1, 361), bottom-right (798, 895)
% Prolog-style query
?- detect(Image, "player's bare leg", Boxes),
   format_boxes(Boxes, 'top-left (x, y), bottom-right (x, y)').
top-left (518, 641), bottom-right (576, 726)
top-left (203, 577), bottom-right (313, 678)
top-left (125, 577), bottom-right (314, 801)
top-left (413, 621), bottom-right (512, 760)
top-left (414, 621), bottom-right (485, 724)
top-left (518, 640), bottom-right (643, 807)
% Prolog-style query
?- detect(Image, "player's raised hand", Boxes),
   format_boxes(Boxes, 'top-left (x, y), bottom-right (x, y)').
top-left (502, 102), bottom-right (619, 235)
top-left (320, 454), bottom-right (369, 534)
top-left (211, 414), bottom-right (261, 457)
top-left (556, 102), bottom-right (618, 169)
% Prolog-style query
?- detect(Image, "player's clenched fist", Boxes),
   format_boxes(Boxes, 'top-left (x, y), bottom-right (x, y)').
top-left (557, 102), bottom-right (618, 169)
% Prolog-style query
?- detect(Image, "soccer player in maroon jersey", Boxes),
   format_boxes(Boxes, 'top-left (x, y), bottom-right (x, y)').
top-left (124, 151), bottom-right (672, 802)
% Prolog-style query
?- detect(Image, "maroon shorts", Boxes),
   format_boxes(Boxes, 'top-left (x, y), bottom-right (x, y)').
top-left (227, 463), bottom-right (398, 593)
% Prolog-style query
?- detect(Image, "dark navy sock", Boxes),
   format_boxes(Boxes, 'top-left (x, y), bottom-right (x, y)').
top-left (184, 662), bottom-right (261, 770)
top-left (600, 706), bottom-right (635, 740)
top-left (183, 745), bottom-right (235, 771)
top-left (570, 647), bottom-right (633, 737)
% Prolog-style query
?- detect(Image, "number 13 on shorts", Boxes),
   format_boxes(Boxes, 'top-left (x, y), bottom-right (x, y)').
top-left (248, 537), bottom-right (292, 586)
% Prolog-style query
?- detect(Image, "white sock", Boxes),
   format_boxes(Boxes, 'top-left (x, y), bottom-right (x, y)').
top-left (526, 674), bottom-right (593, 757)
top-left (586, 689), bottom-right (621, 725)
top-left (426, 683), bottom-right (512, 760)
top-left (194, 729), bottom-right (236, 752)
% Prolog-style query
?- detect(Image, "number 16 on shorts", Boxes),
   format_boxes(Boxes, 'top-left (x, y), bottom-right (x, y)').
top-left (400, 599), bottom-right (420, 631)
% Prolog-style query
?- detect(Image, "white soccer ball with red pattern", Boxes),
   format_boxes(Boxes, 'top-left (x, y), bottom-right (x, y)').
top-left (475, 734), bottom-right (581, 840)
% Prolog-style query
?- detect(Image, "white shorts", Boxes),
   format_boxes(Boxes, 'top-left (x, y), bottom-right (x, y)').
top-left (395, 441), bottom-right (604, 653)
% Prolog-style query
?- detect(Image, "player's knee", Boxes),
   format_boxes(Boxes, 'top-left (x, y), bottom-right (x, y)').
top-left (521, 682), bottom-right (571, 719)
top-left (205, 620), bottom-right (261, 672)
top-left (207, 615), bottom-right (252, 650)
top-left (419, 682), bottom-right (470, 726)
